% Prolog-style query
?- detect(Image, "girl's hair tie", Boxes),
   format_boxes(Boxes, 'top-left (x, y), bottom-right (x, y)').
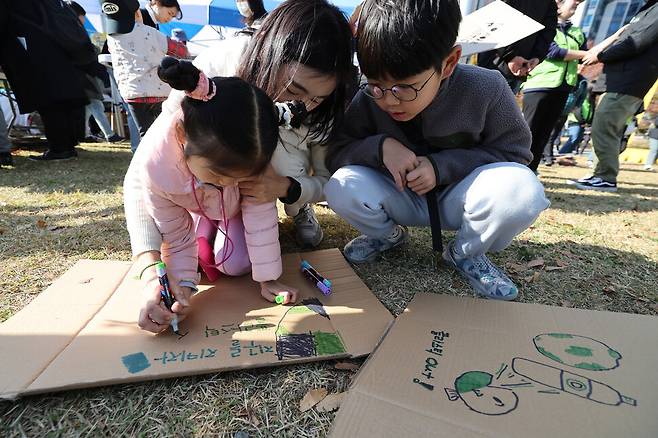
top-left (275, 101), bottom-right (307, 130)
top-left (186, 71), bottom-right (216, 101)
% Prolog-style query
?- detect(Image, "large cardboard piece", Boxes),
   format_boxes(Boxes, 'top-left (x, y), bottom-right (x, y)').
top-left (0, 249), bottom-right (393, 399)
top-left (457, 0), bottom-right (545, 57)
top-left (332, 294), bottom-right (658, 437)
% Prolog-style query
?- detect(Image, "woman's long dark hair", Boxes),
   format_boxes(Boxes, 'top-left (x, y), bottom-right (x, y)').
top-left (236, 0), bottom-right (355, 144)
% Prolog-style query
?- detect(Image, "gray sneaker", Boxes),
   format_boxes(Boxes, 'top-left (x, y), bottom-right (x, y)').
top-left (343, 225), bottom-right (407, 264)
top-left (443, 241), bottom-right (518, 301)
top-left (293, 204), bottom-right (323, 248)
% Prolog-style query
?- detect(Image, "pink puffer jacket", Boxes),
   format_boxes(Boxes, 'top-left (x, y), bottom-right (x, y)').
top-left (139, 110), bottom-right (282, 285)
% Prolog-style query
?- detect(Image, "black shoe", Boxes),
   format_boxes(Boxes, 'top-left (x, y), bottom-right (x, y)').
top-left (28, 149), bottom-right (78, 161)
top-left (83, 135), bottom-right (102, 143)
top-left (107, 134), bottom-right (124, 143)
top-left (0, 152), bottom-right (13, 166)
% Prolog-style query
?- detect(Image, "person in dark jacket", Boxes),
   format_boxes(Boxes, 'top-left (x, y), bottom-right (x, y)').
top-left (477, 0), bottom-right (557, 91)
top-left (572, 0), bottom-right (658, 191)
top-left (0, 0), bottom-right (91, 161)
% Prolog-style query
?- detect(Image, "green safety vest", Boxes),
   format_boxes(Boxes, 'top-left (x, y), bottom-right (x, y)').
top-left (524, 24), bottom-right (585, 90)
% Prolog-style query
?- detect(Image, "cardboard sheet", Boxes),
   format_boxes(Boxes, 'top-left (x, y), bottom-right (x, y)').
top-left (457, 0), bottom-right (545, 57)
top-left (0, 249), bottom-right (393, 399)
top-left (331, 293), bottom-right (658, 437)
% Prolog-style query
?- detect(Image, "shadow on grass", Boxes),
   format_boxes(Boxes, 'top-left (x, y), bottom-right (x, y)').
top-left (539, 181), bottom-right (658, 213)
top-left (283, 213), bottom-right (658, 317)
top-left (2, 147), bottom-right (132, 195)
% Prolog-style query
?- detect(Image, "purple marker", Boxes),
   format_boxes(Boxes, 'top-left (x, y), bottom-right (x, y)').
top-left (301, 260), bottom-right (332, 295)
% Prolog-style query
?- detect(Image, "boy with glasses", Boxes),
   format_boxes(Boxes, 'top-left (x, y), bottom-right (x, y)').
top-left (325, 0), bottom-right (550, 301)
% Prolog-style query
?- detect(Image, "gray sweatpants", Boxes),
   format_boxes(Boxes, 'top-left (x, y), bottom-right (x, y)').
top-left (324, 162), bottom-right (550, 258)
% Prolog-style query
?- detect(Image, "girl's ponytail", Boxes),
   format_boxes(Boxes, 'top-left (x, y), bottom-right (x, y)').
top-left (275, 101), bottom-right (307, 130)
top-left (158, 56), bottom-right (216, 101)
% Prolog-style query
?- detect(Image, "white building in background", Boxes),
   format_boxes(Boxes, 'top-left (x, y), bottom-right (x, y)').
top-left (578, 0), bottom-right (644, 44)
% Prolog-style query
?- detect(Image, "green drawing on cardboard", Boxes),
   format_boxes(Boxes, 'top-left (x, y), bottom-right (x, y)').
top-left (533, 333), bottom-right (622, 371)
top-left (445, 370), bottom-right (519, 416)
top-left (536, 347), bottom-right (564, 364)
top-left (565, 346), bottom-right (593, 357)
top-left (444, 333), bottom-right (634, 417)
top-left (288, 305), bottom-right (314, 314)
top-left (313, 331), bottom-right (346, 355)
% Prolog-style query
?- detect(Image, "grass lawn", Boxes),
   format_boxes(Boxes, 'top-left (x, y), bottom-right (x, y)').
top-left (1, 142), bottom-right (656, 437)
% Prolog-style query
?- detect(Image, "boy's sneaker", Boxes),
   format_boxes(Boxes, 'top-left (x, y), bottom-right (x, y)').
top-left (343, 225), bottom-right (407, 264)
top-left (442, 241), bottom-right (518, 301)
top-left (28, 149), bottom-right (78, 162)
top-left (567, 175), bottom-right (594, 185)
top-left (574, 176), bottom-right (617, 192)
top-left (293, 204), bottom-right (323, 248)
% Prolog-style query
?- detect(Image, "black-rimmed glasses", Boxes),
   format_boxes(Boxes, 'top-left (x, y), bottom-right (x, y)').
top-left (360, 70), bottom-right (437, 102)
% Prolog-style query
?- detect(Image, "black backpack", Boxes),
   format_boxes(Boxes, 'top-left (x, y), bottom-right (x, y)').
top-left (16, 0), bottom-right (97, 66)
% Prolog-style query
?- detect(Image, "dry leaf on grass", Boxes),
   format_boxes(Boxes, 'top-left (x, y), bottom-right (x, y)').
top-left (506, 263), bottom-right (528, 273)
top-left (603, 286), bottom-right (616, 295)
top-left (36, 219), bottom-right (47, 229)
top-left (315, 392), bottom-right (345, 413)
top-left (299, 388), bottom-right (328, 412)
top-left (555, 259), bottom-right (568, 267)
top-left (0, 227), bottom-right (5, 235)
top-left (524, 272), bottom-right (541, 283)
top-left (334, 362), bottom-right (360, 371)
top-left (545, 265), bottom-right (567, 271)
top-left (526, 258), bottom-right (545, 269)
top-left (237, 407), bottom-right (260, 426)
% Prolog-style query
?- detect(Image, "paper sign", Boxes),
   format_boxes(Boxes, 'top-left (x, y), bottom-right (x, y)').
top-left (0, 249), bottom-right (393, 399)
top-left (331, 293), bottom-right (658, 437)
top-left (457, 0), bottom-right (545, 57)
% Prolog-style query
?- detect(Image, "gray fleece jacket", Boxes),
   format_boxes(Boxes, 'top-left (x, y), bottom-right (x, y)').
top-left (327, 64), bottom-right (533, 187)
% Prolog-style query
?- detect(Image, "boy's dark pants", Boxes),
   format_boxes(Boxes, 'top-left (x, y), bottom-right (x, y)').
top-left (127, 102), bottom-right (162, 139)
top-left (40, 104), bottom-right (85, 153)
top-left (522, 90), bottom-right (570, 171)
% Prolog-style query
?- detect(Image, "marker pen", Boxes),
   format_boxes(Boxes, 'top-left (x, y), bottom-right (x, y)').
top-left (155, 262), bottom-right (180, 335)
top-left (301, 260), bottom-right (332, 295)
top-left (275, 291), bottom-right (290, 305)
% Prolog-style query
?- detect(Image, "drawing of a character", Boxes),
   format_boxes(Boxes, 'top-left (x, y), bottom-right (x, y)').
top-left (445, 371), bottom-right (519, 415)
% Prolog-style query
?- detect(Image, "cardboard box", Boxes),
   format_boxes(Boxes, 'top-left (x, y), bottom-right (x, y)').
top-left (0, 249), bottom-right (393, 399)
top-left (331, 293), bottom-right (658, 437)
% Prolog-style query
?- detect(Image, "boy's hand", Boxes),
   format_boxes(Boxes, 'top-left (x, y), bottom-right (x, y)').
top-left (137, 276), bottom-right (193, 334)
top-left (382, 137), bottom-right (419, 191)
top-left (406, 157), bottom-right (437, 195)
top-left (260, 280), bottom-right (299, 305)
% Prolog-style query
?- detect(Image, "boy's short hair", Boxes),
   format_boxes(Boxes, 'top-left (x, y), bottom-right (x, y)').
top-left (357, 0), bottom-right (462, 80)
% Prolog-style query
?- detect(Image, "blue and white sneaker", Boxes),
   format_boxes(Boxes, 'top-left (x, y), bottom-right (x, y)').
top-left (443, 241), bottom-right (518, 301)
top-left (343, 225), bottom-right (407, 264)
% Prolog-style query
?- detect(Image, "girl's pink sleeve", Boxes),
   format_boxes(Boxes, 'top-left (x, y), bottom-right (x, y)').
top-left (143, 186), bottom-right (200, 285)
top-left (241, 201), bottom-right (282, 282)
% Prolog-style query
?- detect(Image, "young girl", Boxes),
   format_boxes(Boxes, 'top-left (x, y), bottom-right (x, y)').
top-left (134, 57), bottom-right (306, 333)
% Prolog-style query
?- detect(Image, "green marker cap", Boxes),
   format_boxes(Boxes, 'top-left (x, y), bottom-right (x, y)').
top-left (275, 295), bottom-right (285, 304)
